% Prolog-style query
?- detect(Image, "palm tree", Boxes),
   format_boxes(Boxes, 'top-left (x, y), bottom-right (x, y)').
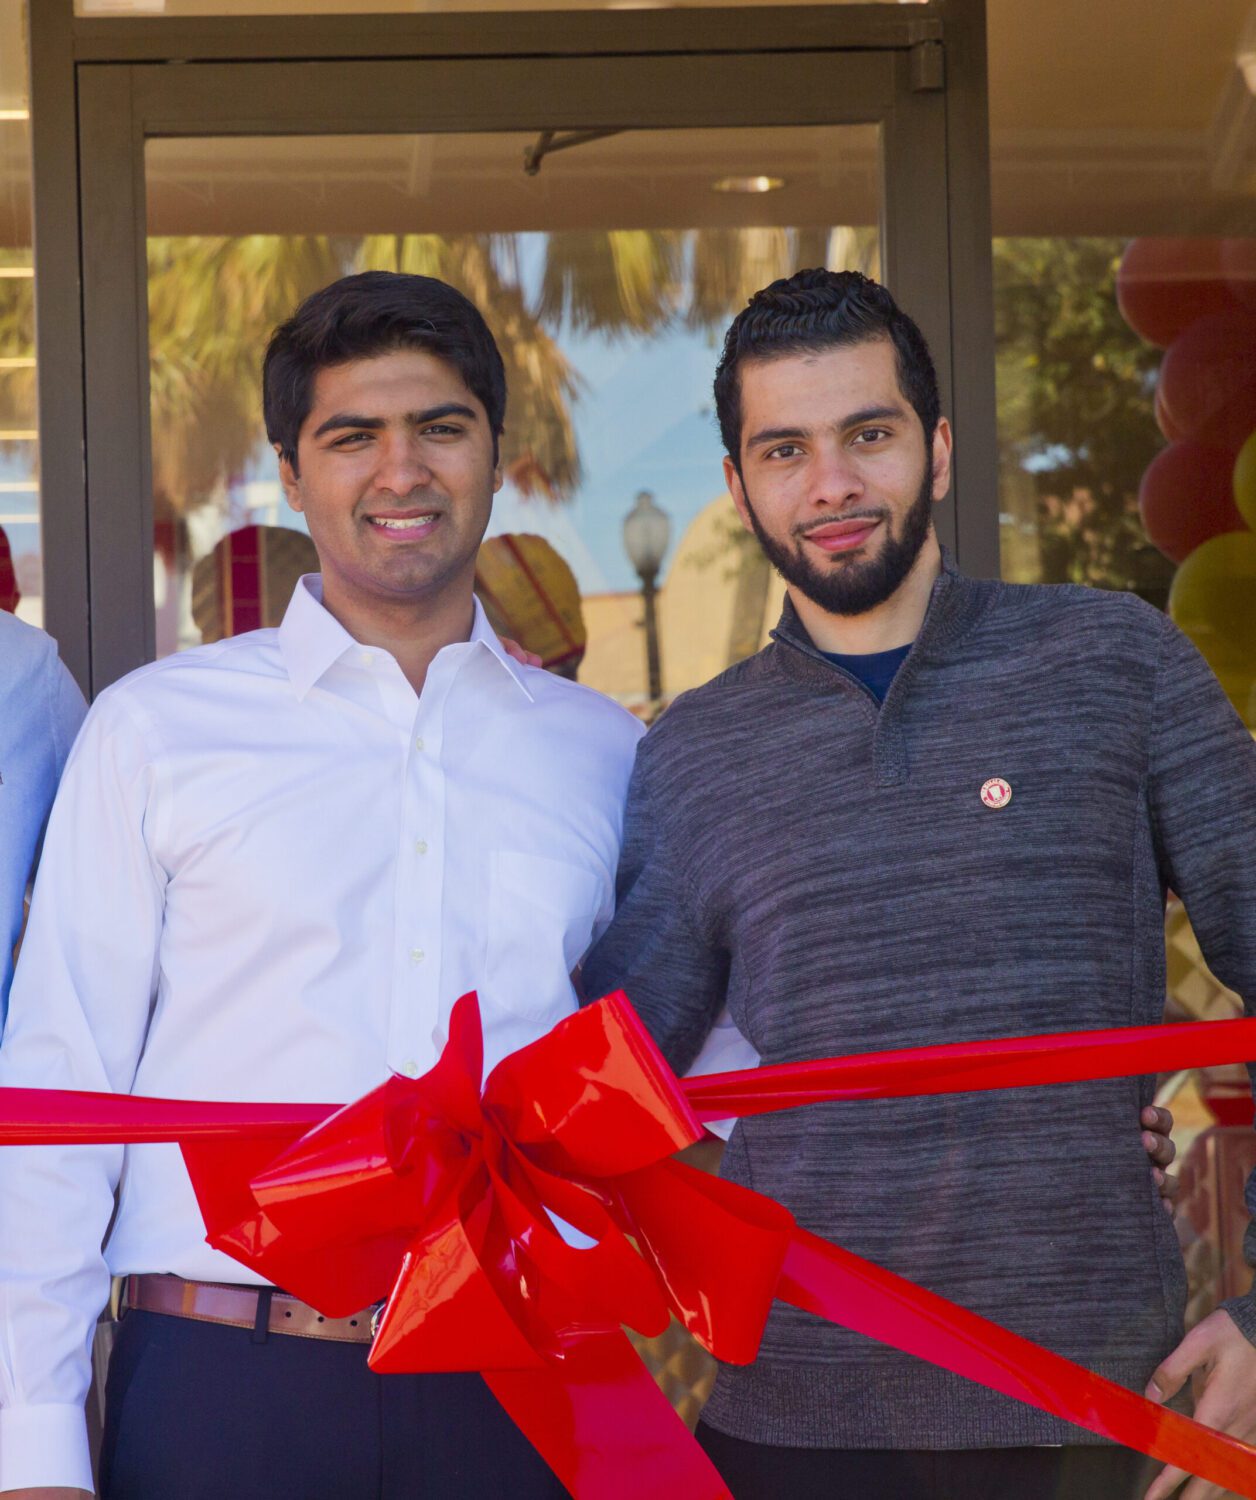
top-left (0, 258), bottom-right (35, 443)
top-left (2, 222), bottom-right (877, 530)
top-left (538, 229), bottom-right (685, 337)
top-left (147, 234), bottom-right (343, 515)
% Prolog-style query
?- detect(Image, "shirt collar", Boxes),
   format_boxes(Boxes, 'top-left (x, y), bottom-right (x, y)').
top-left (769, 547), bottom-right (1002, 685)
top-left (278, 574), bottom-right (535, 703)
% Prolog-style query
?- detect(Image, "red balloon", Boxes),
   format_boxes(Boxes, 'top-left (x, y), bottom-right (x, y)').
top-left (1220, 238), bottom-right (1256, 312)
top-left (1138, 441), bottom-right (1247, 564)
top-left (1154, 383), bottom-right (1185, 443)
top-left (0, 525), bottom-right (17, 615)
top-left (1158, 313), bottom-right (1256, 450)
top-left (1116, 238), bottom-right (1239, 348)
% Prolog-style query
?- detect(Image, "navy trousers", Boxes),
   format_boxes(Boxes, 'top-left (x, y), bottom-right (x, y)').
top-left (99, 1310), bottom-right (569, 1499)
top-left (697, 1420), bottom-right (1157, 1500)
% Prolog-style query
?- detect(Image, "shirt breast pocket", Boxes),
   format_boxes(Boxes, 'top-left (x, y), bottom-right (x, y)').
top-left (483, 851), bottom-right (604, 1020)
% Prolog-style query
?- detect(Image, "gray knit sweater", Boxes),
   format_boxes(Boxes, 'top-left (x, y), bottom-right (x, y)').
top-left (582, 556), bottom-right (1256, 1449)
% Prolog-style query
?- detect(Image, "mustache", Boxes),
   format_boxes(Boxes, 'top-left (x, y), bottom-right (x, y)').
top-left (358, 491), bottom-right (449, 514)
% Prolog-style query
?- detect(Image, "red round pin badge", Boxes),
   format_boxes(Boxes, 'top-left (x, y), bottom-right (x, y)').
top-left (980, 777), bottom-right (1012, 809)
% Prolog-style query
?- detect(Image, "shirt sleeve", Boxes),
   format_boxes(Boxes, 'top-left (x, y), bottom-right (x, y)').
top-left (48, 651), bottom-right (88, 777)
top-left (2, 644), bottom-right (87, 1018)
top-left (581, 735), bottom-right (731, 1077)
top-left (1143, 615), bottom-right (1256, 1341)
top-left (20, 643), bottom-right (89, 891)
top-left (0, 688), bottom-right (167, 1491)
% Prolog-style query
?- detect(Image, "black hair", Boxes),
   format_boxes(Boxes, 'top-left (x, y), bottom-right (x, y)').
top-left (713, 268), bottom-right (940, 468)
top-left (263, 270), bottom-right (506, 472)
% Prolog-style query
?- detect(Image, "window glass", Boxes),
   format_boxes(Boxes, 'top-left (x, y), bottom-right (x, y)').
top-left (145, 127), bottom-right (880, 717)
top-left (0, 0), bottom-right (38, 625)
top-left (991, 0), bottom-right (1256, 725)
top-left (990, 0), bottom-right (1256, 1326)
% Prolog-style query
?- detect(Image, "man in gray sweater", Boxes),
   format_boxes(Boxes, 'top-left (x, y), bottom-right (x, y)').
top-left (582, 269), bottom-right (1256, 1500)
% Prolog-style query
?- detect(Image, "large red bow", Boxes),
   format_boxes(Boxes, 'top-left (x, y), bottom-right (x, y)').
top-left (8, 996), bottom-right (1256, 1496)
top-left (180, 991), bottom-right (786, 1495)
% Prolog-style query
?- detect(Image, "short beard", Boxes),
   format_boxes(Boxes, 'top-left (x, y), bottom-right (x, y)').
top-left (741, 463), bottom-right (934, 618)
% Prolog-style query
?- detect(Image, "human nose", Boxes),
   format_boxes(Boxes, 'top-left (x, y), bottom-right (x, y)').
top-left (807, 440), bottom-right (864, 508)
top-left (372, 433), bottom-right (434, 496)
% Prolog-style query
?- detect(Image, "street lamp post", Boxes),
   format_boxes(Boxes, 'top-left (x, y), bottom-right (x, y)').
top-left (623, 489), bottom-right (671, 707)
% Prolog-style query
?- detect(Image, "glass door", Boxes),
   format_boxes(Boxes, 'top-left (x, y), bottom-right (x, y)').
top-left (73, 44), bottom-right (965, 694)
top-left (144, 124), bottom-right (883, 709)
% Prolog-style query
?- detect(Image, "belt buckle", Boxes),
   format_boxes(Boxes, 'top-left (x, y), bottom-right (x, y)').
top-left (369, 1301), bottom-right (387, 1340)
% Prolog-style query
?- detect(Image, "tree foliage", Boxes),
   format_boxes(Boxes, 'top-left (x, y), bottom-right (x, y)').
top-left (993, 237), bottom-right (1173, 604)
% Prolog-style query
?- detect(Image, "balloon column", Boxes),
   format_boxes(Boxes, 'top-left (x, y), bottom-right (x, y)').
top-left (1119, 238), bottom-right (1256, 725)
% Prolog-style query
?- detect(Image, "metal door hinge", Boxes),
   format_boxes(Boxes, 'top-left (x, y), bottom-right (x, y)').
top-left (911, 39), bottom-right (945, 93)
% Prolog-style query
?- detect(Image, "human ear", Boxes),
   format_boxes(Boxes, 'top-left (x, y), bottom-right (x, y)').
top-left (276, 446), bottom-right (303, 514)
top-left (725, 455), bottom-right (755, 534)
top-left (930, 418), bottom-right (954, 503)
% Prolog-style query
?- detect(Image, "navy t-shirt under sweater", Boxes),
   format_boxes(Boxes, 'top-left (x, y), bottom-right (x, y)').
top-left (820, 642), bottom-right (911, 702)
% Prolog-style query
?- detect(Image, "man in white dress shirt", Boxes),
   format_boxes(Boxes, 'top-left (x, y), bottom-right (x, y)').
top-left (0, 273), bottom-right (640, 1499)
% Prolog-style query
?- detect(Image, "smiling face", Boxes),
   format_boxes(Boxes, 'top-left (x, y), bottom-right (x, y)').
top-left (724, 338), bottom-right (952, 618)
top-left (277, 347), bottom-right (502, 619)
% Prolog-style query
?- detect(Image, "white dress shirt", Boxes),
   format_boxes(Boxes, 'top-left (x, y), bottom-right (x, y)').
top-left (0, 577), bottom-right (646, 1490)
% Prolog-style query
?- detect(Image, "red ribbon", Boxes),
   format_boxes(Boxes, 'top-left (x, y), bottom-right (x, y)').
top-left (6, 994), bottom-right (1256, 1498)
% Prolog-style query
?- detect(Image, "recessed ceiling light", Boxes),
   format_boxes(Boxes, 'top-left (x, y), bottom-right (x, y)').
top-left (712, 175), bottom-right (786, 195)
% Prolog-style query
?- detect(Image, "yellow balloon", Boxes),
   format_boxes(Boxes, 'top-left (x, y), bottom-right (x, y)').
top-left (1214, 669), bottom-right (1256, 729)
top-left (1233, 429), bottom-right (1256, 531)
top-left (1169, 531), bottom-right (1256, 674)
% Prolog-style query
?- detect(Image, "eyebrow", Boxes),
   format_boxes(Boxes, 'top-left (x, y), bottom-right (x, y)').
top-left (312, 402), bottom-right (478, 440)
top-left (745, 404), bottom-right (909, 452)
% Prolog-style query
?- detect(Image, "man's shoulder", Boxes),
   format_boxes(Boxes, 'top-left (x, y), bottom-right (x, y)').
top-left (0, 610), bottom-right (60, 689)
top-left (90, 631), bottom-right (285, 724)
top-left (990, 580), bottom-right (1166, 652)
top-left (995, 578), bottom-right (1163, 626)
top-left (652, 647), bottom-right (779, 724)
top-left (514, 666), bottom-right (646, 750)
top-left (637, 648), bottom-right (781, 769)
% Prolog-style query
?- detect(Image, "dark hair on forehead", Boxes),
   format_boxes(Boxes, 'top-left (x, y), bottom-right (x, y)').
top-left (713, 267), bottom-right (940, 467)
top-left (263, 270), bottom-right (506, 472)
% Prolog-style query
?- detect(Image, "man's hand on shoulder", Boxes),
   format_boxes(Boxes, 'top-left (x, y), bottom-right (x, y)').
top-left (500, 637), bottom-right (542, 669)
top-left (1143, 1309), bottom-right (1256, 1500)
top-left (1141, 1104), bottom-right (1178, 1211)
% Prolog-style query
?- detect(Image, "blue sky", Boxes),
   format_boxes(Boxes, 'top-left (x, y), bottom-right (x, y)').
top-left (490, 316), bottom-right (732, 594)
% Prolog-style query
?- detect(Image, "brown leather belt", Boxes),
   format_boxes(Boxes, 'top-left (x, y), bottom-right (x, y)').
top-left (122, 1274), bottom-right (375, 1344)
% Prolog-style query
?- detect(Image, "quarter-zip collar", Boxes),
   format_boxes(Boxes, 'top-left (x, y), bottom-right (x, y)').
top-left (767, 548), bottom-right (1003, 784)
top-left (768, 547), bottom-right (1001, 694)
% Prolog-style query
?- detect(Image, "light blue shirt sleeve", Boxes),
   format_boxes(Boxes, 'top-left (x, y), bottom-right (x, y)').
top-left (0, 614), bottom-right (88, 1019)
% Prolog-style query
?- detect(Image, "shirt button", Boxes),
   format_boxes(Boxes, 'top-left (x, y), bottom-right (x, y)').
top-left (409, 948), bottom-right (425, 965)
top-left (402, 1058), bottom-right (420, 1078)
top-left (415, 839), bottom-right (428, 855)
top-left (414, 736), bottom-right (424, 752)
top-left (359, 651), bottom-right (373, 666)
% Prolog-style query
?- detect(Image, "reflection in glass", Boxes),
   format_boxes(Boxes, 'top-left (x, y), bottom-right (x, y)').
top-left (145, 127), bottom-right (880, 714)
top-left (988, 1), bottom-right (1256, 1332)
top-left (0, 0), bottom-right (39, 626)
